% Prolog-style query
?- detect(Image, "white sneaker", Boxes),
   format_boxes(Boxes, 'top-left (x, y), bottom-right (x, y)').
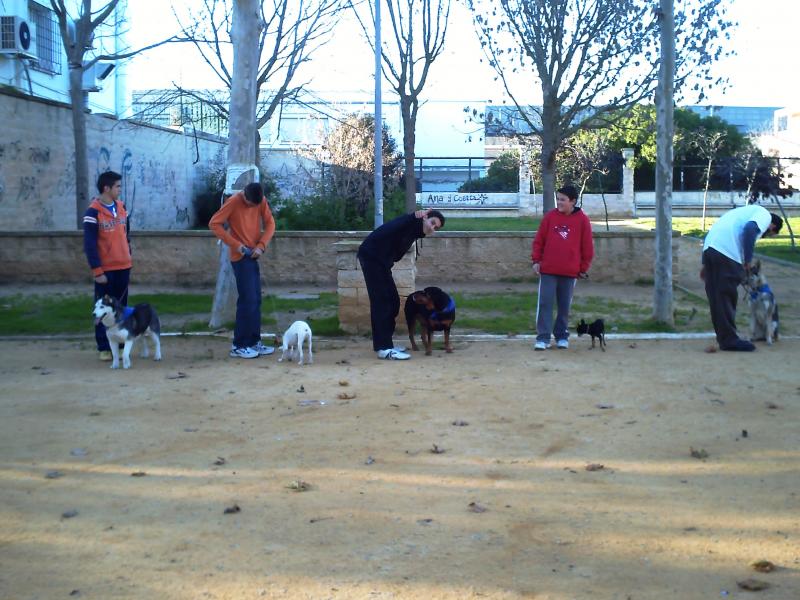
top-left (534, 341), bottom-right (549, 351)
top-left (230, 346), bottom-right (258, 359)
top-left (252, 341), bottom-right (275, 356)
top-left (556, 339), bottom-right (569, 349)
top-left (377, 348), bottom-right (411, 360)
top-left (392, 345), bottom-right (408, 352)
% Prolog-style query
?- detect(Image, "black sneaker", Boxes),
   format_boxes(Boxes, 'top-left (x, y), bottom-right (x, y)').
top-left (721, 339), bottom-right (756, 352)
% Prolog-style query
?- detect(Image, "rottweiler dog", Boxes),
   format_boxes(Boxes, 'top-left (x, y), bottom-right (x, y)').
top-left (576, 318), bottom-right (606, 351)
top-left (404, 286), bottom-right (456, 355)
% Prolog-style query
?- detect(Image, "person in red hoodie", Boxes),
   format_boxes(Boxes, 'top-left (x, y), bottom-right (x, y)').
top-left (209, 182), bottom-right (276, 359)
top-left (83, 171), bottom-right (132, 361)
top-left (530, 185), bottom-right (594, 351)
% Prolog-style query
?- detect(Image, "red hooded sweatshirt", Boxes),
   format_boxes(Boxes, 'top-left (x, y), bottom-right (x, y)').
top-left (531, 207), bottom-right (594, 278)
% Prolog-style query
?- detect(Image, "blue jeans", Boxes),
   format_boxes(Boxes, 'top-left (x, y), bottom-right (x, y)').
top-left (536, 273), bottom-right (576, 343)
top-left (94, 268), bottom-right (130, 351)
top-left (231, 257), bottom-right (262, 349)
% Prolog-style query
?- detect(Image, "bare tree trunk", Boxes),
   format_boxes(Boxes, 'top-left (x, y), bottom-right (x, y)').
top-left (210, 0), bottom-right (263, 328)
top-left (401, 98), bottom-right (417, 213)
top-left (539, 142), bottom-right (557, 214)
top-left (539, 100), bottom-right (558, 213)
top-left (771, 196), bottom-right (796, 250)
top-left (68, 67), bottom-right (91, 229)
top-left (597, 172), bottom-right (610, 232)
top-left (653, 0), bottom-right (674, 325)
top-left (702, 157), bottom-right (712, 231)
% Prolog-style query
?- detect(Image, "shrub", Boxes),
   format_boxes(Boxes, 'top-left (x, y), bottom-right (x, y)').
top-left (458, 151), bottom-right (519, 193)
top-left (192, 167), bottom-right (281, 228)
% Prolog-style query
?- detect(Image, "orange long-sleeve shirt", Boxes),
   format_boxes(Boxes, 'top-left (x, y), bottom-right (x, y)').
top-left (209, 192), bottom-right (276, 262)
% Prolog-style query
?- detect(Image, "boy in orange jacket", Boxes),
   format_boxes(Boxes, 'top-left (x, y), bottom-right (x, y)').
top-left (209, 182), bottom-right (276, 359)
top-left (83, 171), bottom-right (131, 361)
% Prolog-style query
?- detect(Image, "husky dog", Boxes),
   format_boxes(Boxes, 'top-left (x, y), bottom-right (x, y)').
top-left (92, 295), bottom-right (162, 369)
top-left (278, 320), bottom-right (313, 365)
top-left (743, 260), bottom-right (779, 345)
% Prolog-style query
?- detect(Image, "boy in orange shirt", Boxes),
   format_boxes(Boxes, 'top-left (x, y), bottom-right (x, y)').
top-left (209, 182), bottom-right (276, 359)
top-left (83, 171), bottom-right (131, 361)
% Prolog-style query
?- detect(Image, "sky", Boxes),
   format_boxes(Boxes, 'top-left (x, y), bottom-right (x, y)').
top-left (125, 0), bottom-right (800, 109)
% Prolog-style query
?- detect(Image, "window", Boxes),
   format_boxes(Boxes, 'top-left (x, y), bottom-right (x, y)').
top-left (777, 116), bottom-right (788, 132)
top-left (28, 1), bottom-right (62, 74)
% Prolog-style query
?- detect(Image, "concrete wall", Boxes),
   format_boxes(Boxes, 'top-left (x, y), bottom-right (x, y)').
top-left (0, 230), bottom-right (676, 287)
top-left (0, 90), bottom-right (227, 231)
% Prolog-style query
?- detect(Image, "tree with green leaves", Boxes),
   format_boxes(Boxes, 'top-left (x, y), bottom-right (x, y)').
top-left (748, 157), bottom-right (796, 251)
top-left (466, 0), bottom-right (733, 212)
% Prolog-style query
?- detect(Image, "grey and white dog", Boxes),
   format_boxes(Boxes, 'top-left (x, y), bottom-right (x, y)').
top-left (743, 260), bottom-right (779, 345)
top-left (93, 294), bottom-right (162, 369)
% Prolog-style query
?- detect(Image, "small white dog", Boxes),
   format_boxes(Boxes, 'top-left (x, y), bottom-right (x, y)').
top-left (279, 320), bottom-right (313, 365)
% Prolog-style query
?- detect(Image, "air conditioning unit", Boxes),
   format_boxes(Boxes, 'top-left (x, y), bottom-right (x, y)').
top-left (0, 15), bottom-right (36, 58)
top-left (81, 61), bottom-right (115, 92)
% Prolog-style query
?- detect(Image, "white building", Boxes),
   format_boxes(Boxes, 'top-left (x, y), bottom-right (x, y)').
top-left (0, 0), bottom-right (126, 116)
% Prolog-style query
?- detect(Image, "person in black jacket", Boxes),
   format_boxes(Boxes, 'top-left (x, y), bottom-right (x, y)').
top-left (358, 209), bottom-right (445, 360)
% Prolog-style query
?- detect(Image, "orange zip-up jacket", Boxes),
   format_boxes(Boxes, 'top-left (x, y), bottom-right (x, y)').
top-left (82, 198), bottom-right (132, 276)
top-left (209, 191), bottom-right (276, 262)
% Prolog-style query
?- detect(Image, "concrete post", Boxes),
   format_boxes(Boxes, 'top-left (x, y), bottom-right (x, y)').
top-left (518, 147), bottom-right (535, 216)
top-left (335, 241), bottom-right (417, 335)
top-left (622, 148), bottom-right (635, 217)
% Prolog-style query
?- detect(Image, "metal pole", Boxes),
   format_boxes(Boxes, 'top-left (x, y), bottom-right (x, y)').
top-left (373, 0), bottom-right (383, 228)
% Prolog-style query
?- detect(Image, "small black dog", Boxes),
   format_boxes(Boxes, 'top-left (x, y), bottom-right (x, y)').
top-left (404, 286), bottom-right (456, 355)
top-left (576, 318), bottom-right (606, 351)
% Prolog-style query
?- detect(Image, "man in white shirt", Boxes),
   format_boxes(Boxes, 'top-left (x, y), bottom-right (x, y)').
top-left (701, 204), bottom-right (783, 351)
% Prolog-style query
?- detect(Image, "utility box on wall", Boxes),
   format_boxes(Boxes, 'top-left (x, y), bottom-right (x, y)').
top-left (0, 15), bottom-right (36, 58)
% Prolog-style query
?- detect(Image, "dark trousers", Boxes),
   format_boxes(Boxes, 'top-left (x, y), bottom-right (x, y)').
top-left (536, 273), bottom-right (576, 343)
top-left (703, 247), bottom-right (745, 348)
top-left (358, 254), bottom-right (399, 351)
top-left (231, 257), bottom-right (262, 349)
top-left (94, 268), bottom-right (130, 351)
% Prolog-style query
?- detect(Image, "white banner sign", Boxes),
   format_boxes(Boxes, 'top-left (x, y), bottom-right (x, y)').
top-left (416, 192), bottom-right (518, 208)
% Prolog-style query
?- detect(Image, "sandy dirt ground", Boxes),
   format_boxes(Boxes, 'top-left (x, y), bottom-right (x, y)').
top-left (1, 332), bottom-right (798, 600)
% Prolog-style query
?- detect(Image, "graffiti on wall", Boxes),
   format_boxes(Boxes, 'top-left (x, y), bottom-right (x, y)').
top-left (1, 91), bottom-right (226, 230)
top-left (0, 141), bottom-right (56, 228)
top-left (95, 147), bottom-right (189, 229)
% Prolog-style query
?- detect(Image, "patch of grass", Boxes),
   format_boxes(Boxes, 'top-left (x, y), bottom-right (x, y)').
top-left (129, 293), bottom-right (211, 313)
top-left (0, 293), bottom-right (94, 335)
top-left (304, 315), bottom-right (347, 337)
top-left (264, 292), bottom-right (338, 312)
top-left (0, 288), bottom-right (713, 337)
top-left (443, 217), bottom-right (540, 231)
top-left (633, 216), bottom-right (800, 264)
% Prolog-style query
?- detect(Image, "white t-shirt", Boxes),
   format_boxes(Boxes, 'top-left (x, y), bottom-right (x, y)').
top-left (703, 205), bottom-right (772, 264)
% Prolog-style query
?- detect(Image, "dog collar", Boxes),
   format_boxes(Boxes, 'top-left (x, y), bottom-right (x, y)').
top-left (430, 298), bottom-right (456, 322)
top-left (750, 283), bottom-right (773, 300)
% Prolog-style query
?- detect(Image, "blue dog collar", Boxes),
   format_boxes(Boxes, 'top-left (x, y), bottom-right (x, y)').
top-left (430, 298), bottom-right (456, 322)
top-left (750, 283), bottom-right (773, 301)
